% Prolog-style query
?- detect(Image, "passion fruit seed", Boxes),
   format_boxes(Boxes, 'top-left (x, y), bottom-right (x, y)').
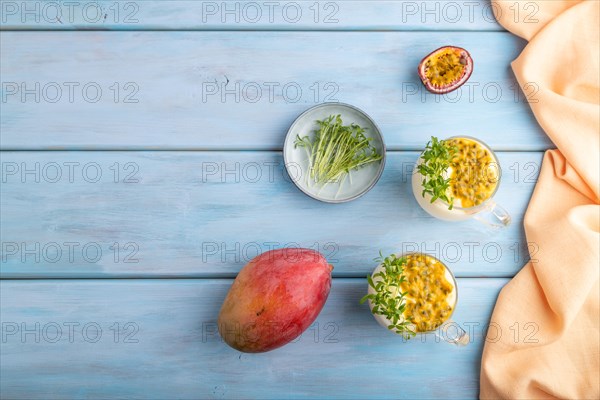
top-left (447, 138), bottom-right (498, 208)
top-left (400, 254), bottom-right (454, 333)
top-left (424, 51), bottom-right (465, 87)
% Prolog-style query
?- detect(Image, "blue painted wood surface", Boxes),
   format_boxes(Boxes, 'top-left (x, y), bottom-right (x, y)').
top-left (1, 151), bottom-right (541, 279)
top-left (0, 2), bottom-right (546, 398)
top-left (0, 31), bottom-right (549, 151)
top-left (0, 278), bottom-right (506, 399)
top-left (1, 1), bottom-right (504, 31)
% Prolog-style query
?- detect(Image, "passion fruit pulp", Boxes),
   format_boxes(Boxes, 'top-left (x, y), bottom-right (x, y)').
top-left (418, 46), bottom-right (473, 94)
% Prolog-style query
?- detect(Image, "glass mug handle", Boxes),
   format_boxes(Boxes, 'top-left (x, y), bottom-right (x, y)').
top-left (473, 199), bottom-right (511, 228)
top-left (435, 320), bottom-right (470, 346)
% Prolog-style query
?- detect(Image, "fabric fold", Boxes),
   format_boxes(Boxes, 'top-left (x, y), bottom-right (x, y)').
top-left (480, 1), bottom-right (599, 399)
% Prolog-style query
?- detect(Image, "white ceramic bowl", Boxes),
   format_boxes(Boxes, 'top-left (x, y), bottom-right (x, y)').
top-left (283, 103), bottom-right (386, 203)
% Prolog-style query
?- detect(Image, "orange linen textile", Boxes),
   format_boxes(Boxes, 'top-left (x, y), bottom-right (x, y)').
top-left (480, 1), bottom-right (600, 399)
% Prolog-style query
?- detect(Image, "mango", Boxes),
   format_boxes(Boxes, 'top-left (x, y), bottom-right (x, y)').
top-left (218, 248), bottom-right (333, 353)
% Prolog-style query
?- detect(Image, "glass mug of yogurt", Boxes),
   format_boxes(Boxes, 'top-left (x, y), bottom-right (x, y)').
top-left (362, 252), bottom-right (469, 346)
top-left (412, 136), bottom-right (511, 228)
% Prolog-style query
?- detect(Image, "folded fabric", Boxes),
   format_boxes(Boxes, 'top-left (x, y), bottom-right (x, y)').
top-left (480, 1), bottom-right (600, 399)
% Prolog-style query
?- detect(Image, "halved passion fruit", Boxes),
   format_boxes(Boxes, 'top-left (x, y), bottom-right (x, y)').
top-left (418, 46), bottom-right (473, 94)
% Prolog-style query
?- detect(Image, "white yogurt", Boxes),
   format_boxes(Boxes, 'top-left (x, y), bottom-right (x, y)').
top-left (411, 165), bottom-right (472, 221)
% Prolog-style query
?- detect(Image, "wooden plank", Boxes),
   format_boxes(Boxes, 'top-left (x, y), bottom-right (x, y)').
top-left (0, 1), bottom-right (504, 31)
top-left (0, 31), bottom-right (550, 151)
top-left (0, 278), bottom-right (507, 399)
top-left (0, 151), bottom-right (542, 279)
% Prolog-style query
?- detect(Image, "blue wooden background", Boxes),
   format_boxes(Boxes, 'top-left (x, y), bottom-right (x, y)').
top-left (1, 1), bottom-right (549, 398)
